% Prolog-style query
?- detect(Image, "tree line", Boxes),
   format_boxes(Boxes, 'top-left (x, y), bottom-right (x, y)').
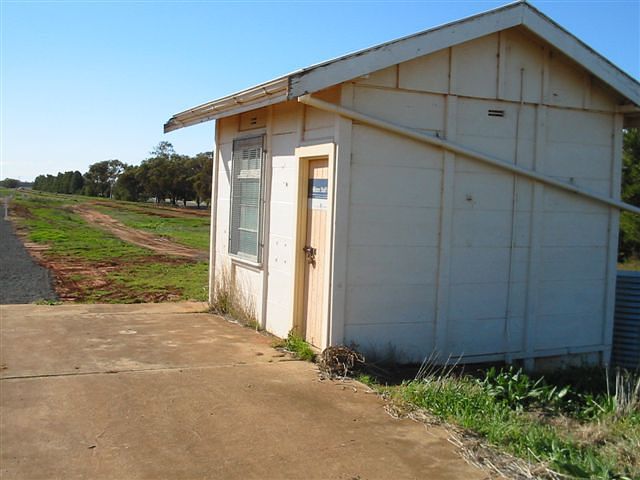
top-left (0, 178), bottom-right (33, 189)
top-left (31, 142), bottom-right (213, 207)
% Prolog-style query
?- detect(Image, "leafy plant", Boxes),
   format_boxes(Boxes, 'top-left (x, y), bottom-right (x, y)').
top-left (479, 366), bottom-right (569, 412)
top-left (275, 331), bottom-right (316, 362)
top-left (33, 299), bottom-right (62, 306)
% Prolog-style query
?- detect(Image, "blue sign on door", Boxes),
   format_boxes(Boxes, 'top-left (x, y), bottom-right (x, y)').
top-left (308, 179), bottom-right (328, 199)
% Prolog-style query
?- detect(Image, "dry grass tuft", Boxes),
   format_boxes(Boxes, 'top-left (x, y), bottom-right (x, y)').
top-left (210, 266), bottom-right (260, 330)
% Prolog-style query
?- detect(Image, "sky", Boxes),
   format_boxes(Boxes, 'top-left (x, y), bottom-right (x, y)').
top-left (1, 0), bottom-right (639, 182)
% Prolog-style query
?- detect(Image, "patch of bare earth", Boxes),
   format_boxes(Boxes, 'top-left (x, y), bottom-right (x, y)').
top-left (72, 204), bottom-right (208, 261)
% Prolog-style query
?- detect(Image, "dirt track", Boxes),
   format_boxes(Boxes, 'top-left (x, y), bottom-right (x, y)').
top-left (88, 199), bottom-right (210, 218)
top-left (73, 204), bottom-right (208, 261)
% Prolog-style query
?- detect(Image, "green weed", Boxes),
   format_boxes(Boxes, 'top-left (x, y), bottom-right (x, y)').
top-left (274, 331), bottom-right (316, 362)
top-left (480, 366), bottom-right (569, 412)
top-left (378, 365), bottom-right (640, 479)
top-left (356, 374), bottom-right (375, 386)
top-left (33, 299), bottom-right (62, 305)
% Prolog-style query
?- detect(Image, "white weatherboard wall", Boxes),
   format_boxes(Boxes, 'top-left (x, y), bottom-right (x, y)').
top-left (340, 26), bottom-right (622, 363)
top-left (212, 91), bottom-right (339, 341)
top-left (210, 25), bottom-right (623, 365)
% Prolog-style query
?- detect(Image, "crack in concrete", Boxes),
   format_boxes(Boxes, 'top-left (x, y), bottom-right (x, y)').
top-left (0, 360), bottom-right (299, 381)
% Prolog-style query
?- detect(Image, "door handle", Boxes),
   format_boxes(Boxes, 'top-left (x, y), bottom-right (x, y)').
top-left (303, 246), bottom-right (317, 266)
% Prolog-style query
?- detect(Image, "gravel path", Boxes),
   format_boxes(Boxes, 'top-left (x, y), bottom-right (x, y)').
top-left (0, 205), bottom-right (57, 304)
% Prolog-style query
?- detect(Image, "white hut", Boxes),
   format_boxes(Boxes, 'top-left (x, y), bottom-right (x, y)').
top-left (165, 1), bottom-right (640, 367)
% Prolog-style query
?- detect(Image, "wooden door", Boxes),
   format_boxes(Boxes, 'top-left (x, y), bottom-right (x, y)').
top-left (302, 159), bottom-right (329, 347)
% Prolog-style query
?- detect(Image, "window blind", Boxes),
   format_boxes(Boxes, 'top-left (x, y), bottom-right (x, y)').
top-left (229, 135), bottom-right (264, 261)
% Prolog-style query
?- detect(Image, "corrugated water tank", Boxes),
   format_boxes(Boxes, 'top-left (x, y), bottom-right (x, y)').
top-left (612, 271), bottom-right (640, 369)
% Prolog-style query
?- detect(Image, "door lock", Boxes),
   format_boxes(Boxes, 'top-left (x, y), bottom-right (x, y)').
top-left (303, 246), bottom-right (317, 266)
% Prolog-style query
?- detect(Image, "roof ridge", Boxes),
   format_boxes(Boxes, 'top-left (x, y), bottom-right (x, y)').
top-left (165, 1), bottom-right (639, 133)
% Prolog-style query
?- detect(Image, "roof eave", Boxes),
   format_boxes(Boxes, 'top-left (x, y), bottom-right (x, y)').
top-left (163, 77), bottom-right (288, 133)
top-left (520, 3), bottom-right (640, 106)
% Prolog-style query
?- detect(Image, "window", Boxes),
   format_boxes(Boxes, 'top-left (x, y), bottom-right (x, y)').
top-left (229, 135), bottom-right (265, 262)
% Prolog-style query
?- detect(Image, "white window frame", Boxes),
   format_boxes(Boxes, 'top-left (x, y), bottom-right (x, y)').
top-left (228, 135), bottom-right (265, 263)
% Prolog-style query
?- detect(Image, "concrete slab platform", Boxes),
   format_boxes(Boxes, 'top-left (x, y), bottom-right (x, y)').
top-left (0, 303), bottom-right (485, 480)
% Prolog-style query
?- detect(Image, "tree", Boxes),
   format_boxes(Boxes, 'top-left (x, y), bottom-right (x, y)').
top-left (619, 128), bottom-right (640, 261)
top-left (0, 178), bottom-right (21, 188)
top-left (113, 166), bottom-right (142, 201)
top-left (172, 155), bottom-right (199, 206)
top-left (70, 171), bottom-right (84, 194)
top-left (84, 159), bottom-right (125, 197)
top-left (33, 174), bottom-right (58, 193)
top-left (192, 152), bottom-right (213, 207)
top-left (138, 142), bottom-right (189, 205)
top-left (138, 156), bottom-right (170, 203)
top-left (150, 141), bottom-right (176, 159)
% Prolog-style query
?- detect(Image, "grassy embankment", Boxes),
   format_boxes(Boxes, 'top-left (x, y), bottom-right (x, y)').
top-left (93, 203), bottom-right (210, 251)
top-left (359, 365), bottom-right (639, 479)
top-left (8, 191), bottom-right (209, 303)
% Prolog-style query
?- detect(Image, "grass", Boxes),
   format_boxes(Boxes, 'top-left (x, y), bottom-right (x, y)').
top-left (94, 204), bottom-right (210, 251)
top-left (98, 261), bottom-right (209, 303)
top-left (9, 191), bottom-right (208, 303)
top-left (618, 257), bottom-right (640, 271)
top-left (274, 331), bottom-right (316, 361)
top-left (12, 195), bottom-right (150, 261)
top-left (367, 364), bottom-right (640, 479)
top-left (33, 299), bottom-right (63, 306)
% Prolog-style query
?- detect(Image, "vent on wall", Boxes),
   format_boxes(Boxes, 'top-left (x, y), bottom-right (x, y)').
top-left (488, 109), bottom-right (505, 117)
top-left (239, 108), bottom-right (267, 130)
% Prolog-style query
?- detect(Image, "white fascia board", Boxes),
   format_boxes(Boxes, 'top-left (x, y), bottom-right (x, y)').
top-left (522, 6), bottom-right (640, 106)
top-left (164, 78), bottom-right (287, 133)
top-left (164, 93), bottom-right (287, 133)
top-left (287, 3), bottom-right (525, 98)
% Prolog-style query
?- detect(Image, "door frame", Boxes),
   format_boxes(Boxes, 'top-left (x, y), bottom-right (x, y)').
top-left (292, 143), bottom-right (336, 349)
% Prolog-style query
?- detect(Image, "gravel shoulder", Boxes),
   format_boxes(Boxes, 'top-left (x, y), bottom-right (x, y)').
top-left (0, 207), bottom-right (57, 304)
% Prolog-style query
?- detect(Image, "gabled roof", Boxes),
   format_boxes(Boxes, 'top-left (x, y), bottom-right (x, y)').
top-left (164, 1), bottom-right (640, 133)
